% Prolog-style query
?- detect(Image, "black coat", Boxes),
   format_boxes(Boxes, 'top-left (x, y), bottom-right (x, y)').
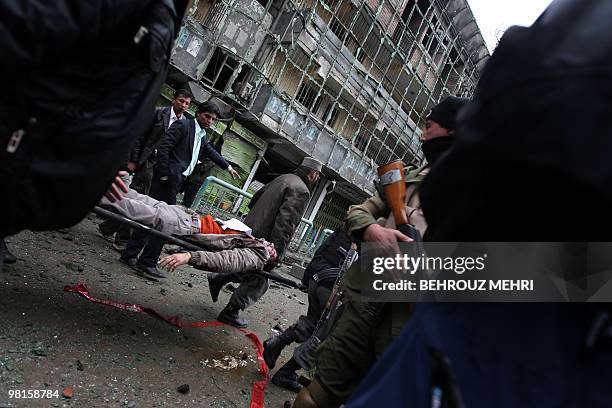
top-left (0, 0), bottom-right (181, 237)
top-left (155, 118), bottom-right (230, 186)
top-left (130, 106), bottom-right (172, 167)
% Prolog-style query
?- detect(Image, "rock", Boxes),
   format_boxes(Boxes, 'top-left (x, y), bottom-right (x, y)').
top-left (62, 235), bottom-right (74, 241)
top-left (187, 283), bottom-right (193, 288)
top-left (31, 342), bottom-right (48, 356)
top-left (176, 384), bottom-right (189, 394)
top-left (127, 401), bottom-right (136, 408)
top-left (160, 288), bottom-right (167, 296)
top-left (62, 386), bottom-right (73, 399)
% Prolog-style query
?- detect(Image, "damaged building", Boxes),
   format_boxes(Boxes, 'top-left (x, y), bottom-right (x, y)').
top-left (166, 0), bottom-right (489, 257)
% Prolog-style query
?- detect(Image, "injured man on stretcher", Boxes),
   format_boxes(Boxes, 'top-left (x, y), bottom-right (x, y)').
top-left (99, 188), bottom-right (277, 274)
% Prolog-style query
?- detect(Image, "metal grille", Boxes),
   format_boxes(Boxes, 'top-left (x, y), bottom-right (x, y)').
top-left (175, 0), bottom-right (488, 174)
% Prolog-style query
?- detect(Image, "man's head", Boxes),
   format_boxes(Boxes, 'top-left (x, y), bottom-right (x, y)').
top-left (171, 89), bottom-right (193, 117)
top-left (264, 241), bottom-right (277, 264)
top-left (300, 157), bottom-right (323, 185)
top-left (421, 96), bottom-right (469, 142)
top-left (195, 100), bottom-right (221, 129)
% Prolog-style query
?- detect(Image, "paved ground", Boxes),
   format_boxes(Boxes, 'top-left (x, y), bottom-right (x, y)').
top-left (0, 215), bottom-right (309, 408)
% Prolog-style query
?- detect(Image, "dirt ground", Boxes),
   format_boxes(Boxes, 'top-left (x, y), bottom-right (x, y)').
top-left (0, 215), bottom-right (309, 408)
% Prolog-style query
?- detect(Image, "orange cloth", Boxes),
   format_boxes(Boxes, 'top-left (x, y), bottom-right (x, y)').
top-left (199, 215), bottom-right (240, 235)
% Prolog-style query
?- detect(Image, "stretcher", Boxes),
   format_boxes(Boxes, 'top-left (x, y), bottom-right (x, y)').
top-left (92, 206), bottom-right (304, 290)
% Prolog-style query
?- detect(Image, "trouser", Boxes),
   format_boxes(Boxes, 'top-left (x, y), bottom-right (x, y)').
top-left (308, 288), bottom-right (412, 407)
top-left (182, 182), bottom-right (200, 208)
top-left (101, 188), bottom-right (199, 236)
top-left (130, 161), bottom-right (155, 196)
top-left (293, 278), bottom-right (339, 371)
top-left (123, 175), bottom-right (182, 266)
top-left (286, 279), bottom-right (334, 344)
top-left (210, 271), bottom-right (269, 310)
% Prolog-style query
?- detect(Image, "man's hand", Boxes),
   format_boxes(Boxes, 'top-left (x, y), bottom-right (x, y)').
top-left (127, 161), bottom-right (137, 173)
top-left (104, 171), bottom-right (129, 203)
top-left (159, 252), bottom-right (191, 272)
top-left (363, 223), bottom-right (412, 245)
top-left (363, 224), bottom-right (412, 282)
top-left (227, 167), bottom-right (240, 180)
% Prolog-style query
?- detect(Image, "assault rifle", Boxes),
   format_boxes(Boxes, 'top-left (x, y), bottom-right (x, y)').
top-left (293, 242), bottom-right (358, 371)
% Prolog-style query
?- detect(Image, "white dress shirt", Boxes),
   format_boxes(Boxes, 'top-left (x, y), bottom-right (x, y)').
top-left (168, 108), bottom-right (182, 129)
top-left (183, 119), bottom-right (207, 176)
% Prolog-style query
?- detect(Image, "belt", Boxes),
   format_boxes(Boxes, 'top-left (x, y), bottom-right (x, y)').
top-left (312, 267), bottom-right (340, 283)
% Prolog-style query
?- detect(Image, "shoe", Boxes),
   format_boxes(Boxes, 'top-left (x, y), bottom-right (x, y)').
top-left (134, 264), bottom-right (168, 281)
top-left (119, 256), bottom-right (138, 268)
top-left (263, 335), bottom-right (291, 369)
top-left (217, 303), bottom-right (248, 328)
top-left (1, 240), bottom-right (16, 264)
top-left (112, 242), bottom-right (127, 252)
top-left (97, 226), bottom-right (115, 243)
top-left (271, 368), bottom-right (304, 393)
top-left (207, 275), bottom-right (224, 303)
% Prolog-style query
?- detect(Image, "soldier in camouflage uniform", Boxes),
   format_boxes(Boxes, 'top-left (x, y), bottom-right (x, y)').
top-left (293, 96), bottom-right (468, 408)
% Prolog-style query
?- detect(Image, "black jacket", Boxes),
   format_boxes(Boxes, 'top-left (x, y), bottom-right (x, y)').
top-left (155, 118), bottom-right (230, 185)
top-left (420, 0), bottom-right (612, 243)
top-left (0, 0), bottom-right (182, 237)
top-left (130, 106), bottom-right (172, 167)
top-left (301, 230), bottom-right (352, 286)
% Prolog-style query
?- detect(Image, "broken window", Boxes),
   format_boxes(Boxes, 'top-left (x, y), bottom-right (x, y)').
top-left (296, 81), bottom-right (320, 111)
top-left (201, 47), bottom-right (239, 92)
top-left (321, 103), bottom-right (340, 128)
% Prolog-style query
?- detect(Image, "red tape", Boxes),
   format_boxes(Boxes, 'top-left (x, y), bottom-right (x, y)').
top-left (64, 283), bottom-right (269, 408)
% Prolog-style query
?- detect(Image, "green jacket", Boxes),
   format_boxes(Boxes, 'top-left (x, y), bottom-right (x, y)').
top-left (345, 164), bottom-right (428, 239)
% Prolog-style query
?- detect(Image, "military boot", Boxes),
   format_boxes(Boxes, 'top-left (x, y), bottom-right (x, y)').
top-left (217, 303), bottom-right (248, 328)
top-left (271, 358), bottom-right (303, 393)
top-left (263, 330), bottom-right (296, 369)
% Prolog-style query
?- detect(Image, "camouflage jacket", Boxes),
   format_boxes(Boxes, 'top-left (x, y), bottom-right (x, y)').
top-left (345, 164), bottom-right (429, 240)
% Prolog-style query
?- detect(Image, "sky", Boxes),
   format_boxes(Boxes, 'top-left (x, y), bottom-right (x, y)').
top-left (467, 0), bottom-right (553, 51)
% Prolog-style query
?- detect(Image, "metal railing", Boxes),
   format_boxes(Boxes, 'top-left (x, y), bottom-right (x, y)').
top-left (187, 176), bottom-right (323, 263)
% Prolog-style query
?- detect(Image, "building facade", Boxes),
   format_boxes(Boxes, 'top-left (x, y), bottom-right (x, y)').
top-left (168, 0), bottom-right (489, 254)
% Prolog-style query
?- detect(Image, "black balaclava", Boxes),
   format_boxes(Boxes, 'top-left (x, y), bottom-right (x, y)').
top-left (421, 136), bottom-right (455, 165)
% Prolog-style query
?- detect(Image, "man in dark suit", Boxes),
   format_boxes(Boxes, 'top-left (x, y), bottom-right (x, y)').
top-left (121, 100), bottom-right (239, 280)
top-left (128, 88), bottom-right (193, 193)
top-left (98, 89), bottom-right (193, 249)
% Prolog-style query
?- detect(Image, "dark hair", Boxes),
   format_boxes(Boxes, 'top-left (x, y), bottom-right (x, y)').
top-left (197, 100), bottom-right (221, 116)
top-left (173, 89), bottom-right (193, 100)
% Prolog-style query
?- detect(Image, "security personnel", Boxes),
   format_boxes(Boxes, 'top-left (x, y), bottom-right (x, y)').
top-left (293, 96), bottom-right (468, 408)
